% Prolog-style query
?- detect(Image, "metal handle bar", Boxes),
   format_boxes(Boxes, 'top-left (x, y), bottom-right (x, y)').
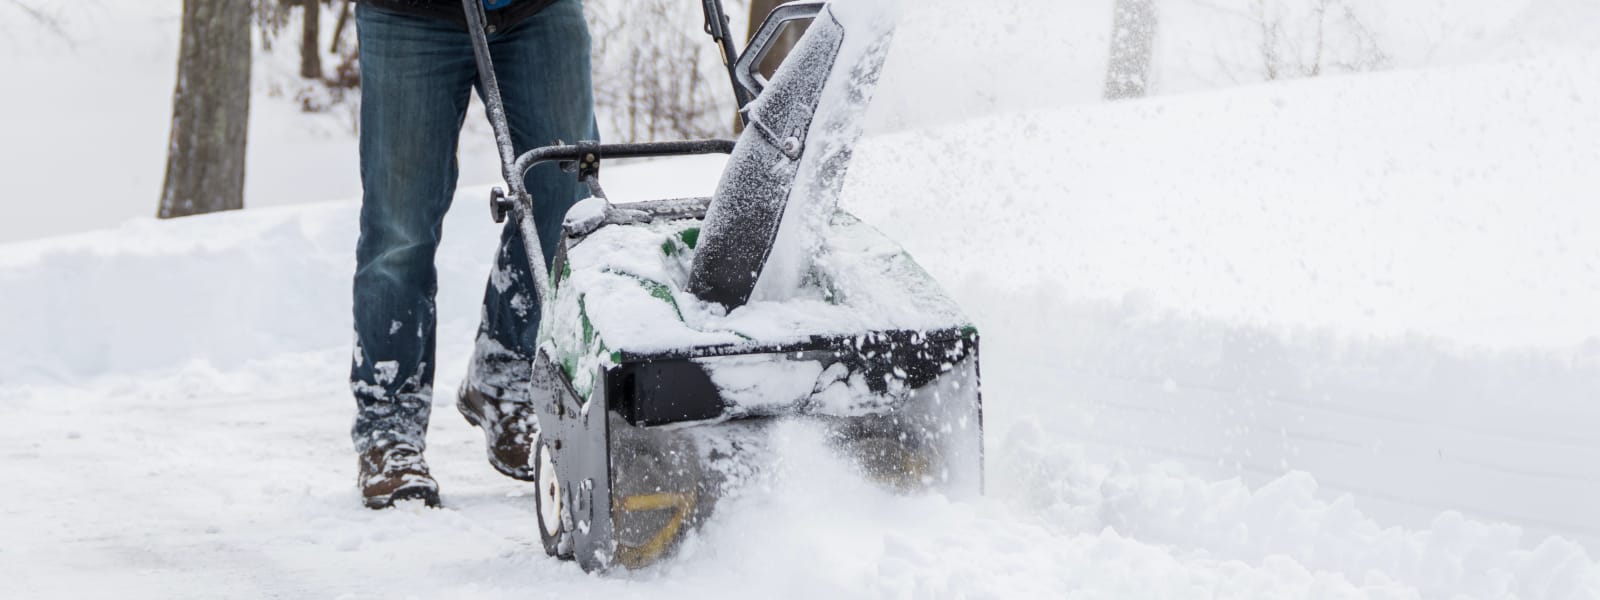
top-left (510, 139), bottom-right (736, 179)
top-left (461, 0), bottom-right (524, 203)
top-left (702, 0), bottom-right (753, 112)
top-left (490, 139), bottom-right (736, 223)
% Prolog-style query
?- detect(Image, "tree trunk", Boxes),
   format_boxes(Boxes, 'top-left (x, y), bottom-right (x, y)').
top-left (1105, 0), bottom-right (1157, 100)
top-left (159, 0), bottom-right (252, 219)
top-left (330, 0), bottom-right (352, 54)
top-left (300, 0), bottom-right (322, 79)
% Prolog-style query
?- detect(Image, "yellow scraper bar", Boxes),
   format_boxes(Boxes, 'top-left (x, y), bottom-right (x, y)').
top-left (615, 491), bottom-right (697, 568)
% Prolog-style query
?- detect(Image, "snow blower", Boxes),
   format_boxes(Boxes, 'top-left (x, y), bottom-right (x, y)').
top-left (462, 0), bottom-right (982, 571)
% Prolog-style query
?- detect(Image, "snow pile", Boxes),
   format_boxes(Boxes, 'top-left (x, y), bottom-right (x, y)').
top-left (848, 50), bottom-right (1600, 350)
top-left (843, 46), bottom-right (1600, 551)
top-left (0, 205), bottom-right (357, 381)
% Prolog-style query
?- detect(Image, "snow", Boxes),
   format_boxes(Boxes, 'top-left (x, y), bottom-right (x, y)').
top-left (4, 0), bottom-right (1600, 598)
top-left (748, 0), bottom-right (899, 303)
top-left (699, 354), bottom-right (825, 413)
top-left (562, 196), bottom-right (611, 234)
top-left (553, 210), bottom-right (965, 357)
top-left (837, 46), bottom-right (1600, 558)
top-left (850, 51), bottom-right (1600, 350)
top-left (0, 2), bottom-right (504, 245)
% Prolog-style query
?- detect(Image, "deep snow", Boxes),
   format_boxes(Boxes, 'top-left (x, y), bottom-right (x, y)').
top-left (4, 0), bottom-right (1600, 598)
top-left (5, 50), bottom-right (1600, 597)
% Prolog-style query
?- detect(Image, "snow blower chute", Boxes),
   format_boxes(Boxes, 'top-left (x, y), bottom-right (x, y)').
top-left (462, 0), bottom-right (982, 571)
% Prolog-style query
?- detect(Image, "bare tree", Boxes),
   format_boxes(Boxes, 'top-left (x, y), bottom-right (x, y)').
top-left (255, 0), bottom-right (294, 49)
top-left (587, 0), bottom-right (733, 142)
top-left (256, 0), bottom-right (360, 118)
top-left (2, 0), bottom-right (73, 46)
top-left (329, 0), bottom-right (353, 54)
top-left (300, 0), bottom-right (322, 79)
top-left (1105, 0), bottom-right (1158, 99)
top-left (158, 0), bottom-right (253, 219)
top-left (1253, 0), bottom-right (1388, 81)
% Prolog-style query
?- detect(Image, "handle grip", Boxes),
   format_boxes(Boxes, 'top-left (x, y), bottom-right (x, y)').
top-left (734, 1), bottom-right (826, 102)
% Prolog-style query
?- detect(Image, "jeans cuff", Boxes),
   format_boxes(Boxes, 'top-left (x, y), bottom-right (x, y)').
top-left (466, 334), bottom-right (535, 402)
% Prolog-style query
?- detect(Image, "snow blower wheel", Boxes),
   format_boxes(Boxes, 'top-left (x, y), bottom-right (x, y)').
top-left (533, 436), bottom-right (567, 558)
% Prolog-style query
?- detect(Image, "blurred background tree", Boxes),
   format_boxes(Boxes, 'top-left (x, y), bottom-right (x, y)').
top-left (2, 0), bottom-right (70, 44)
top-left (1106, 0), bottom-right (1157, 99)
top-left (1251, 0), bottom-right (1388, 80)
top-left (158, 0), bottom-right (252, 219)
top-left (152, 0), bottom-right (813, 218)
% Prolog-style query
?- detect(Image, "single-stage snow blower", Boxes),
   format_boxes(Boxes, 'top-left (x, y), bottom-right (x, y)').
top-left (462, 0), bottom-right (982, 571)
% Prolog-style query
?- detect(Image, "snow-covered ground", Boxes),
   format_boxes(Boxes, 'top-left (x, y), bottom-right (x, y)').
top-left (4, 1), bottom-right (1600, 598)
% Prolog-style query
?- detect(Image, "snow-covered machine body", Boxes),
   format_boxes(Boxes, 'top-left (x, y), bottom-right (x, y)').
top-left (532, 198), bottom-right (981, 570)
top-left (462, 0), bottom-right (982, 572)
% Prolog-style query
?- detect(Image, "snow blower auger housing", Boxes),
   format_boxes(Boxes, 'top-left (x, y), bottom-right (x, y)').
top-left (462, 0), bottom-right (982, 572)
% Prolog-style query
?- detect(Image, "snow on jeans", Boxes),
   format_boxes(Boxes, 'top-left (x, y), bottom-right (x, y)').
top-left (349, 0), bottom-right (595, 453)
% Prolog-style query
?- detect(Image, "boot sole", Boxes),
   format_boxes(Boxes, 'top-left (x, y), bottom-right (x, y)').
top-left (365, 486), bottom-right (441, 510)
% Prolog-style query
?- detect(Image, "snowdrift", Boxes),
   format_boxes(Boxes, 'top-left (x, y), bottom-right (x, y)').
top-left (3, 47), bottom-right (1599, 600)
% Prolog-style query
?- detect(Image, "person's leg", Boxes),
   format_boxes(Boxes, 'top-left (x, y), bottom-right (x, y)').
top-left (467, 0), bottom-right (598, 396)
top-left (350, 4), bottom-right (477, 458)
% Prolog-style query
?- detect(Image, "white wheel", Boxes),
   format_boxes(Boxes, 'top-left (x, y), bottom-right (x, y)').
top-left (533, 432), bottom-right (565, 557)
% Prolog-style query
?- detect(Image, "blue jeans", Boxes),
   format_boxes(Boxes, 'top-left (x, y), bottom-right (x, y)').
top-left (350, 1), bottom-right (596, 453)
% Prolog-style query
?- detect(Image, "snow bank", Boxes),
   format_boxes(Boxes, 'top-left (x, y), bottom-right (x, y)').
top-left (865, 0), bottom-right (1600, 136)
top-left (0, 155), bottom-right (728, 384)
top-left (0, 205), bottom-right (356, 381)
top-left (844, 48), bottom-right (1600, 550)
top-left (849, 50), bottom-right (1600, 351)
top-left (3, 6), bottom-right (1599, 597)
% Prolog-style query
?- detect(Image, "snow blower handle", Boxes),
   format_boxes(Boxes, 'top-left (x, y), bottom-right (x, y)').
top-left (735, 1), bottom-right (825, 101)
top-left (462, 0), bottom-right (740, 308)
top-left (462, 0), bottom-right (558, 316)
top-left (702, 0), bottom-right (824, 121)
top-left (461, 0), bottom-right (524, 206)
top-left (701, 0), bottom-right (752, 112)
top-left (466, 0), bottom-right (742, 219)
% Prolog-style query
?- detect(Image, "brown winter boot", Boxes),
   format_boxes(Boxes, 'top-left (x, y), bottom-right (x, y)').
top-left (457, 383), bottom-right (539, 482)
top-left (358, 443), bottom-right (441, 509)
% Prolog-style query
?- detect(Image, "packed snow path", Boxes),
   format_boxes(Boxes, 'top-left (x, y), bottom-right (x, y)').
top-left (5, 54), bottom-right (1600, 599)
